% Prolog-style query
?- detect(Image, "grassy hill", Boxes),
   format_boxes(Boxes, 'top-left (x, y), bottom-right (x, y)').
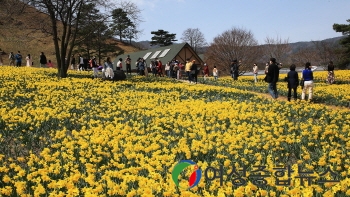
top-left (0, 3), bottom-right (139, 66)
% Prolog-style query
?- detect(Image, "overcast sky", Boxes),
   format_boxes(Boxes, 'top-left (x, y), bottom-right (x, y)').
top-left (127, 0), bottom-right (350, 44)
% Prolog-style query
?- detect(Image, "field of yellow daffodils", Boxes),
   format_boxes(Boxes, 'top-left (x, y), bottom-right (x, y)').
top-left (0, 67), bottom-right (350, 197)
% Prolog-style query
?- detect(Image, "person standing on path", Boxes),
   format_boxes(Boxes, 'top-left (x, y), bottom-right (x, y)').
top-left (90, 57), bottom-right (98, 78)
top-left (286, 64), bottom-right (299, 101)
top-left (39, 52), bottom-right (47, 68)
top-left (190, 60), bottom-right (198, 84)
top-left (327, 61), bottom-right (335, 84)
top-left (253, 63), bottom-right (258, 83)
top-left (26, 54), bottom-right (32, 67)
top-left (125, 55), bottom-right (132, 75)
top-left (71, 55), bottom-right (76, 70)
top-left (265, 58), bottom-right (279, 99)
top-left (116, 58), bottom-right (122, 70)
top-left (213, 66), bottom-right (218, 80)
top-left (230, 59), bottom-right (239, 80)
top-left (15, 51), bottom-right (23, 67)
top-left (203, 63), bottom-right (209, 80)
top-left (9, 52), bottom-right (15, 66)
top-left (79, 54), bottom-right (84, 71)
top-left (301, 62), bottom-right (317, 101)
top-left (185, 58), bottom-right (193, 83)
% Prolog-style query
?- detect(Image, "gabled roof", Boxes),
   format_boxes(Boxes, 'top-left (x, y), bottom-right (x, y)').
top-left (114, 42), bottom-right (204, 69)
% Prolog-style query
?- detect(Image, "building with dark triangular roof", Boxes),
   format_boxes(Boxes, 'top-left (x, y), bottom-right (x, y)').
top-left (114, 42), bottom-right (204, 71)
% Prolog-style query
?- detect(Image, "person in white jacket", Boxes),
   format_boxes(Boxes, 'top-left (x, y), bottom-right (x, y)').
top-left (104, 57), bottom-right (114, 79)
top-left (253, 63), bottom-right (258, 82)
top-left (26, 54), bottom-right (32, 67)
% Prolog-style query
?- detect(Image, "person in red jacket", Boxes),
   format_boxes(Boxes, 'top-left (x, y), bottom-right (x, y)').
top-left (89, 57), bottom-right (98, 78)
top-left (156, 58), bottom-right (163, 77)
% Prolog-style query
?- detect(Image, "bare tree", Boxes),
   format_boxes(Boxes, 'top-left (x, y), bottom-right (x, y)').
top-left (0, 0), bottom-right (51, 57)
top-left (181, 28), bottom-right (207, 53)
top-left (124, 26), bottom-right (139, 44)
top-left (312, 40), bottom-right (341, 70)
top-left (290, 47), bottom-right (318, 67)
top-left (205, 27), bottom-right (260, 75)
top-left (0, 0), bottom-right (29, 20)
top-left (263, 36), bottom-right (290, 63)
top-left (25, 0), bottom-right (112, 78)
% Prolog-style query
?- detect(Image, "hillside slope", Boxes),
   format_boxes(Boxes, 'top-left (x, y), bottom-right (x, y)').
top-left (0, 4), bottom-right (139, 66)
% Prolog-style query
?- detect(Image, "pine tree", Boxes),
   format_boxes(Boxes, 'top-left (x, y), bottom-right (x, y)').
top-left (333, 19), bottom-right (350, 68)
top-left (150, 29), bottom-right (177, 46)
top-left (111, 8), bottom-right (134, 42)
top-left (75, 3), bottom-right (121, 65)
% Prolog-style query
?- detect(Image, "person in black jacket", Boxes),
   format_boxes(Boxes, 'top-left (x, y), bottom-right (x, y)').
top-left (286, 64), bottom-right (299, 101)
top-left (190, 60), bottom-right (198, 84)
top-left (70, 55), bottom-right (76, 70)
top-left (230, 59), bottom-right (239, 80)
top-left (266, 57), bottom-right (279, 99)
top-left (39, 52), bottom-right (47, 68)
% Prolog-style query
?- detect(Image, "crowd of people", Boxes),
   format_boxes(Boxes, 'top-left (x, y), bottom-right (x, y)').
top-left (3, 51), bottom-right (53, 68)
top-left (133, 57), bottom-right (184, 79)
top-left (1, 50), bottom-right (337, 101)
top-left (80, 55), bottom-right (336, 103)
top-left (264, 58), bottom-right (335, 102)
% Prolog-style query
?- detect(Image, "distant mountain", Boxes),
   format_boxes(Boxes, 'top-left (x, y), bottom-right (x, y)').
top-left (288, 36), bottom-right (345, 53)
top-left (135, 36), bottom-right (346, 52)
top-left (131, 40), bottom-right (175, 50)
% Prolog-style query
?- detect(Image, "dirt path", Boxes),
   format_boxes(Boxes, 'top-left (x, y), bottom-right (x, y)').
top-left (178, 79), bottom-right (349, 111)
top-left (249, 91), bottom-right (349, 111)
